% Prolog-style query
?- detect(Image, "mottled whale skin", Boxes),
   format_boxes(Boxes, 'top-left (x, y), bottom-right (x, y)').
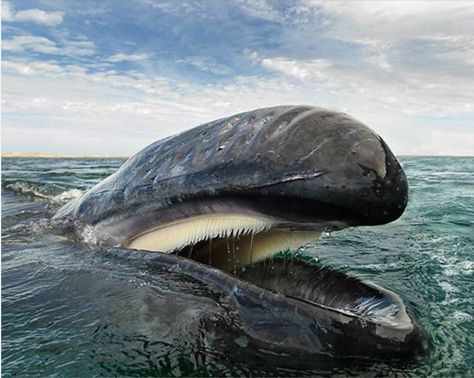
top-left (55, 105), bottom-right (429, 361)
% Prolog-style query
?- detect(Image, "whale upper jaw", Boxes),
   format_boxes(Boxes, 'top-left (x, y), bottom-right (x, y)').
top-left (73, 139), bottom-right (407, 271)
top-left (55, 105), bottom-right (408, 233)
top-left (55, 105), bottom-right (408, 272)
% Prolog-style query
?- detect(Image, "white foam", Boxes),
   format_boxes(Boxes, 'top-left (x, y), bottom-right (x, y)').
top-left (444, 260), bottom-right (474, 277)
top-left (51, 189), bottom-right (83, 204)
top-left (80, 224), bottom-right (100, 245)
top-left (452, 310), bottom-right (473, 323)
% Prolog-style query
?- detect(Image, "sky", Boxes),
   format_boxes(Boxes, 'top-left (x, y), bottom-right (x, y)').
top-left (2, 0), bottom-right (473, 156)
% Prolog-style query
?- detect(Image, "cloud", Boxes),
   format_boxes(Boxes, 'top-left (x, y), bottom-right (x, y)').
top-left (1, 1), bottom-right (473, 156)
top-left (260, 56), bottom-right (331, 80)
top-left (2, 60), bottom-right (64, 76)
top-left (2, 57), bottom-right (312, 155)
top-left (246, 46), bottom-right (473, 116)
top-left (107, 53), bottom-right (150, 62)
top-left (4, 51), bottom-right (473, 157)
top-left (175, 57), bottom-right (232, 75)
top-left (137, 0), bottom-right (212, 18)
top-left (63, 40), bottom-right (96, 57)
top-left (312, 1), bottom-right (474, 42)
top-left (2, 35), bottom-right (60, 54)
top-left (2, 1), bottom-right (64, 26)
top-left (234, 0), bottom-right (282, 22)
top-left (1, 1), bottom-right (13, 20)
top-left (2, 35), bottom-right (96, 57)
top-left (304, 1), bottom-right (474, 71)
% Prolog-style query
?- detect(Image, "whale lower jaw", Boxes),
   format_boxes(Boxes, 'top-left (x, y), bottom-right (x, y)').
top-left (123, 213), bottom-right (321, 271)
top-left (122, 213), bottom-right (411, 332)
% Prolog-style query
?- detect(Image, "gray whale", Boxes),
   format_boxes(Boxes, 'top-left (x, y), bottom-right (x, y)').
top-left (55, 105), bottom-right (429, 360)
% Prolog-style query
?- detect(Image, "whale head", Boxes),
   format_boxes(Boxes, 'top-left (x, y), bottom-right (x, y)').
top-left (55, 106), bottom-right (428, 361)
top-left (56, 106), bottom-right (408, 269)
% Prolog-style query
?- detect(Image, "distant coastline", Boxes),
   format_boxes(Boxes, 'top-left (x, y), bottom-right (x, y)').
top-left (1, 152), bottom-right (130, 159)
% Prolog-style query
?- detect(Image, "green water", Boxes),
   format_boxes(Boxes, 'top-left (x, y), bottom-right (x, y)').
top-left (2, 157), bottom-right (473, 376)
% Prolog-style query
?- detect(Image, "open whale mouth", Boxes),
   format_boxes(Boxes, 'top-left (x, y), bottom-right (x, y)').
top-left (121, 212), bottom-right (429, 360)
top-left (121, 212), bottom-right (399, 325)
top-left (124, 212), bottom-right (321, 271)
top-left (123, 213), bottom-right (398, 322)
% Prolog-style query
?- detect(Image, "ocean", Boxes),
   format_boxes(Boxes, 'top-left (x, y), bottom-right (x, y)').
top-left (2, 157), bottom-right (473, 376)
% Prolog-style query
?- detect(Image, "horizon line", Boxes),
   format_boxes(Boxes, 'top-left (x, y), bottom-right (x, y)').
top-left (1, 152), bottom-right (473, 159)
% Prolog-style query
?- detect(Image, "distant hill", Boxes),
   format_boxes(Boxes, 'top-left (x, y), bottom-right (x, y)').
top-left (2, 152), bottom-right (129, 159)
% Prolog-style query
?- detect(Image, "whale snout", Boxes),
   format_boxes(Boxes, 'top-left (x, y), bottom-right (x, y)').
top-left (363, 140), bottom-right (408, 224)
top-left (255, 113), bottom-right (409, 228)
top-left (330, 137), bottom-right (409, 226)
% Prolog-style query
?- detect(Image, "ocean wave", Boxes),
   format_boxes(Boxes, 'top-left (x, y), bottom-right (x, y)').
top-left (3, 179), bottom-right (83, 205)
top-left (444, 260), bottom-right (474, 277)
top-left (452, 311), bottom-right (473, 323)
top-left (3, 180), bottom-right (51, 199)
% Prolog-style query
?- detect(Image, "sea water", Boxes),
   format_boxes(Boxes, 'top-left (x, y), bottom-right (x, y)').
top-left (2, 157), bottom-right (473, 376)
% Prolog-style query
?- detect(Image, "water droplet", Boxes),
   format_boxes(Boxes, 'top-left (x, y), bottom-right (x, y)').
top-left (249, 232), bottom-right (255, 265)
top-left (232, 235), bottom-right (237, 274)
top-left (187, 245), bottom-right (194, 259)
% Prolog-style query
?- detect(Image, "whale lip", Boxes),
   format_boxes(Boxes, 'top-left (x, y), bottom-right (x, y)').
top-left (213, 255), bottom-right (431, 360)
top-left (107, 247), bottom-right (431, 361)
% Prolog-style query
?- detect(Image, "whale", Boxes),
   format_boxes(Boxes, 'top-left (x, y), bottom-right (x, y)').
top-left (55, 105), bottom-right (429, 360)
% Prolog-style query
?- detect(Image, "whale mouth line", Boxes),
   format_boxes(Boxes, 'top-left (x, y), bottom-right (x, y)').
top-left (122, 212), bottom-right (413, 332)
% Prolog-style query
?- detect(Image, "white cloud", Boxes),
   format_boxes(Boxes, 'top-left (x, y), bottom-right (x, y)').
top-left (14, 9), bottom-right (64, 26)
top-left (2, 60), bottom-right (64, 76)
top-left (137, 0), bottom-right (210, 18)
top-left (2, 1), bottom-right (64, 26)
top-left (2, 34), bottom-right (96, 57)
top-left (235, 0), bottom-right (282, 22)
top-left (2, 35), bottom-right (60, 54)
top-left (1, 1), bottom-right (13, 20)
top-left (305, 1), bottom-right (474, 71)
top-left (175, 57), bottom-right (231, 75)
top-left (260, 57), bottom-right (330, 80)
top-left (2, 57), bottom-right (313, 155)
top-left (63, 40), bottom-right (96, 56)
top-left (246, 47), bottom-right (472, 119)
top-left (312, 1), bottom-right (474, 42)
top-left (3, 53), bottom-right (473, 156)
top-left (107, 53), bottom-right (150, 62)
